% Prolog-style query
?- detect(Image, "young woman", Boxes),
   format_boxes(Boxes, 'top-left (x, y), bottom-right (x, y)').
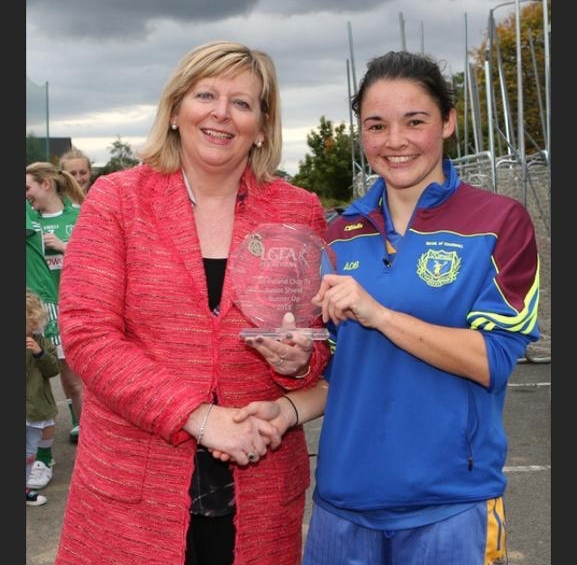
top-left (59, 147), bottom-right (93, 195)
top-left (234, 50), bottom-right (540, 565)
top-left (25, 163), bottom-right (85, 460)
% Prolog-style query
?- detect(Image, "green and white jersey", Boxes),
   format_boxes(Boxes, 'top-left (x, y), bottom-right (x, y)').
top-left (32, 202), bottom-right (80, 294)
top-left (26, 201), bottom-right (58, 304)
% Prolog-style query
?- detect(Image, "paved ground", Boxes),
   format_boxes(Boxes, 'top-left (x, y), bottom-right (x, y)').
top-left (27, 360), bottom-right (551, 564)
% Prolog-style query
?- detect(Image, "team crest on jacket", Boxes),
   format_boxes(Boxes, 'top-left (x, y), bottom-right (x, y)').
top-left (416, 249), bottom-right (461, 287)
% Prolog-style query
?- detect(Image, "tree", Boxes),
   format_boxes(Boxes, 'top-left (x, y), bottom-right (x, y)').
top-left (292, 116), bottom-right (355, 205)
top-left (275, 169), bottom-right (291, 181)
top-left (468, 0), bottom-right (549, 155)
top-left (94, 137), bottom-right (140, 179)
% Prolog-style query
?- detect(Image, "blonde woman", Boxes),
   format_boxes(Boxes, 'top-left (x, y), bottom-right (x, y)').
top-left (54, 41), bottom-right (330, 565)
top-left (59, 147), bottom-right (93, 195)
top-left (26, 162), bottom-right (84, 449)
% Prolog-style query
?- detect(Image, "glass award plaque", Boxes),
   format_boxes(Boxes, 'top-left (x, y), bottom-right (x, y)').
top-left (230, 223), bottom-right (334, 340)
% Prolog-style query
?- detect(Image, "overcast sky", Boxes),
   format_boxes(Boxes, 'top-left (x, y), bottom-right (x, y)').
top-left (26, 0), bottom-right (517, 175)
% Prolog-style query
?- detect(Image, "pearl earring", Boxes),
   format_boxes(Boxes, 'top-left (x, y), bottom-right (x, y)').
top-left (170, 123), bottom-right (178, 130)
top-left (256, 140), bottom-right (263, 148)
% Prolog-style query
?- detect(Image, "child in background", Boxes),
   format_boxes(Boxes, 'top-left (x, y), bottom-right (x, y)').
top-left (26, 289), bottom-right (61, 506)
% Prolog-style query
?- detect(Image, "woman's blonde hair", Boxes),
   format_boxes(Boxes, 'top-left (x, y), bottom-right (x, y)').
top-left (58, 147), bottom-right (92, 174)
top-left (26, 161), bottom-right (86, 206)
top-left (138, 40), bottom-right (282, 183)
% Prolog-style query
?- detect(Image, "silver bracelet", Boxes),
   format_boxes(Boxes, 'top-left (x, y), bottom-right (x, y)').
top-left (196, 403), bottom-right (214, 444)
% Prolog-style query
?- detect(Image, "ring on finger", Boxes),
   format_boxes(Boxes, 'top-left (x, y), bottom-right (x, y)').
top-left (247, 452), bottom-right (257, 462)
top-left (273, 356), bottom-right (285, 367)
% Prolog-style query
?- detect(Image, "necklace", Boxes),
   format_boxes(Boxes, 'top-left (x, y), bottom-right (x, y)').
top-left (182, 169), bottom-right (197, 206)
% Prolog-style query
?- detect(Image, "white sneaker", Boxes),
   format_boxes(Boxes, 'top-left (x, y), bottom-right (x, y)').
top-left (27, 461), bottom-right (53, 490)
top-left (26, 490), bottom-right (47, 506)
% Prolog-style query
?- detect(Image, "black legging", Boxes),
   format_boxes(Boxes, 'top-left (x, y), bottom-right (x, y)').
top-left (185, 513), bottom-right (235, 565)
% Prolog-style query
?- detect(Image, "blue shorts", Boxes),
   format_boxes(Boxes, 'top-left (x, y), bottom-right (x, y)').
top-left (302, 498), bottom-right (508, 565)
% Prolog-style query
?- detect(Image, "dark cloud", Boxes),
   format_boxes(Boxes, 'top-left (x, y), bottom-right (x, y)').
top-left (26, 0), bottom-right (509, 172)
top-left (26, 0), bottom-right (386, 41)
top-left (27, 0), bottom-right (259, 39)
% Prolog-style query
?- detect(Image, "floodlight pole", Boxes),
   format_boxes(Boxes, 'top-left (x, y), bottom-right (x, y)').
top-left (347, 21), bottom-right (367, 195)
top-left (45, 81), bottom-right (50, 161)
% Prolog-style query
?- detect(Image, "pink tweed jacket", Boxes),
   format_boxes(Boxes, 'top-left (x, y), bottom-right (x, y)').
top-left (54, 165), bottom-right (330, 565)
